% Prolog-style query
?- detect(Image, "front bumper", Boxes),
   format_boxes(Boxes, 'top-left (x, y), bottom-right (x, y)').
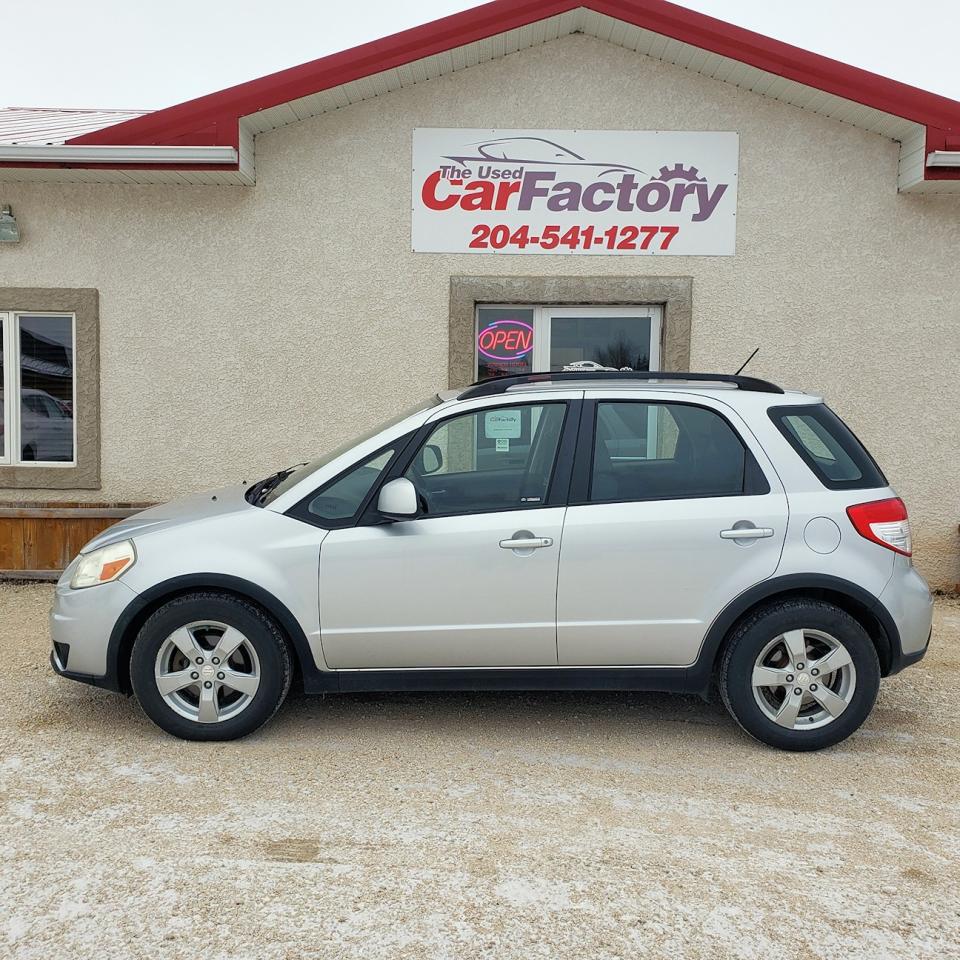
top-left (49, 573), bottom-right (139, 691)
top-left (50, 650), bottom-right (126, 691)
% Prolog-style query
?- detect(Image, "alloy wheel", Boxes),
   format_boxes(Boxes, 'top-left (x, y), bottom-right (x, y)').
top-left (751, 628), bottom-right (857, 731)
top-left (154, 620), bottom-right (261, 724)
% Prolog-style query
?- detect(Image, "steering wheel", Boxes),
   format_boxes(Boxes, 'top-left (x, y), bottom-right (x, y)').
top-left (308, 496), bottom-right (355, 520)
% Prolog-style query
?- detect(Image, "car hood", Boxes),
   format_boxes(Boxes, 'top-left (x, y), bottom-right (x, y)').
top-left (81, 483), bottom-right (255, 552)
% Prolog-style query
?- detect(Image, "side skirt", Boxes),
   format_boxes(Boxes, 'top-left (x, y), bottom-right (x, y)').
top-left (303, 666), bottom-right (711, 697)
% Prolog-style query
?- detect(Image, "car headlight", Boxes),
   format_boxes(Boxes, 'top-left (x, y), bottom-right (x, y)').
top-left (70, 540), bottom-right (137, 589)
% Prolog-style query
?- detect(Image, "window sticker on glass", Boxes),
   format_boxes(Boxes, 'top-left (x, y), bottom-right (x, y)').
top-left (495, 438), bottom-right (510, 452)
top-left (485, 409), bottom-right (522, 439)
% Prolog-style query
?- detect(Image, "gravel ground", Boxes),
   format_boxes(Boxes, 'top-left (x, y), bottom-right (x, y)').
top-left (1, 583), bottom-right (958, 960)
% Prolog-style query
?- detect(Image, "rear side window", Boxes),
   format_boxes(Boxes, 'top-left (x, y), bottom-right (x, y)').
top-left (589, 401), bottom-right (768, 502)
top-left (769, 404), bottom-right (886, 490)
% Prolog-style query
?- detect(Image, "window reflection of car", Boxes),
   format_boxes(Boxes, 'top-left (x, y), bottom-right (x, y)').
top-left (562, 360), bottom-right (621, 372)
top-left (444, 137), bottom-right (645, 175)
top-left (20, 388), bottom-right (73, 462)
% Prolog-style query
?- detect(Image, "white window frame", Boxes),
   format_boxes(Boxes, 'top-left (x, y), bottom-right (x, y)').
top-left (0, 311), bottom-right (78, 468)
top-left (474, 303), bottom-right (663, 379)
top-left (0, 312), bottom-right (9, 466)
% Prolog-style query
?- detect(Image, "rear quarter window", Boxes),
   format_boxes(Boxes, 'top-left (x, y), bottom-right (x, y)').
top-left (768, 404), bottom-right (886, 490)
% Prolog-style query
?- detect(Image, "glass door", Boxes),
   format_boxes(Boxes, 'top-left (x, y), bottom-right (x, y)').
top-left (539, 305), bottom-right (661, 373)
top-left (475, 304), bottom-right (661, 380)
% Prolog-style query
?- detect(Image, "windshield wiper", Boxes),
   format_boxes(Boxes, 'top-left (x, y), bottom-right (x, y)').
top-left (247, 463), bottom-right (305, 506)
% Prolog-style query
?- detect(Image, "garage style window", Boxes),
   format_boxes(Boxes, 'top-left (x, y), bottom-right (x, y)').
top-left (0, 312), bottom-right (76, 465)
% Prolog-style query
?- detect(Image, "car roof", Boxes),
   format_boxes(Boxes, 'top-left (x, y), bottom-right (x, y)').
top-left (447, 375), bottom-right (820, 406)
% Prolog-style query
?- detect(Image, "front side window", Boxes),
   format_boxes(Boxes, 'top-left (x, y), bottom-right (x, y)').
top-left (404, 403), bottom-right (567, 516)
top-left (0, 312), bottom-right (75, 466)
top-left (259, 395), bottom-right (441, 505)
top-left (307, 448), bottom-right (396, 524)
top-left (590, 401), bottom-right (763, 502)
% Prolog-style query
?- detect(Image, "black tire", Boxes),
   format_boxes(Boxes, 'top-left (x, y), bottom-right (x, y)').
top-left (130, 591), bottom-right (293, 741)
top-left (719, 599), bottom-right (880, 751)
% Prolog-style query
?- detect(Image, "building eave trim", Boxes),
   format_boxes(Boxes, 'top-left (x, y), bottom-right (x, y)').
top-left (0, 144), bottom-right (239, 165)
top-left (926, 151), bottom-right (960, 168)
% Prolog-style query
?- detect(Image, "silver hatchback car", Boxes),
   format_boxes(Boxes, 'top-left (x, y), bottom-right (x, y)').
top-left (51, 372), bottom-right (932, 750)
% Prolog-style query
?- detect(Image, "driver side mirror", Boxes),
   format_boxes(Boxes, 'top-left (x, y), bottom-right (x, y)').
top-left (377, 477), bottom-right (419, 520)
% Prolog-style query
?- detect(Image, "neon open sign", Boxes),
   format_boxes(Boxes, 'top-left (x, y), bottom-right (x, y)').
top-left (477, 319), bottom-right (534, 361)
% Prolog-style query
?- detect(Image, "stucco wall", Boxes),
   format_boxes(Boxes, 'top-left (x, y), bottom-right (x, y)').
top-left (0, 34), bottom-right (958, 586)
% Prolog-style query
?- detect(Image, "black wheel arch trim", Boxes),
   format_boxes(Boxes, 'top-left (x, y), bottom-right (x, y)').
top-left (692, 572), bottom-right (904, 690)
top-left (104, 573), bottom-right (331, 694)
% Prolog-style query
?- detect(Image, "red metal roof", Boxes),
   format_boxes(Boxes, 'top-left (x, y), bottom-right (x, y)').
top-left (9, 0), bottom-right (960, 182)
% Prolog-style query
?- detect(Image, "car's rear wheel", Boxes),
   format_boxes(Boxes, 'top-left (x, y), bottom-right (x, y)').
top-left (130, 592), bottom-right (292, 741)
top-left (719, 599), bottom-right (880, 751)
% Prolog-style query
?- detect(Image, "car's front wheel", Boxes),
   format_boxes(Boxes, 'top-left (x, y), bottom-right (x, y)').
top-left (719, 599), bottom-right (880, 751)
top-left (130, 592), bottom-right (293, 741)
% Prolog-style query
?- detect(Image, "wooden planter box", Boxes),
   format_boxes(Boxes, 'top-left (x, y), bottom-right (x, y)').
top-left (0, 502), bottom-right (154, 580)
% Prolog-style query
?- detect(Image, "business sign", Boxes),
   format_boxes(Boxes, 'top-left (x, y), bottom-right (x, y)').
top-left (476, 318), bottom-right (534, 363)
top-left (412, 128), bottom-right (738, 256)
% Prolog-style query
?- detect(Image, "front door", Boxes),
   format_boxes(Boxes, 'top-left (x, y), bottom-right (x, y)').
top-left (556, 396), bottom-right (788, 666)
top-left (319, 399), bottom-right (575, 669)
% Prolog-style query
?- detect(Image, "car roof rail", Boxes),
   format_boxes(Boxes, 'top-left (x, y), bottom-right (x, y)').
top-left (458, 370), bottom-right (785, 399)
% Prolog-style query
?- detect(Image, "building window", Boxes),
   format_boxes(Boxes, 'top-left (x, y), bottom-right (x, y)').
top-left (451, 277), bottom-right (692, 390)
top-left (0, 312), bottom-right (76, 466)
top-left (0, 288), bottom-right (98, 490)
top-left (475, 304), bottom-right (663, 380)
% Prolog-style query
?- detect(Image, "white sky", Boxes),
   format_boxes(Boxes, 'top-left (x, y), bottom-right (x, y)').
top-left (5, 0), bottom-right (959, 111)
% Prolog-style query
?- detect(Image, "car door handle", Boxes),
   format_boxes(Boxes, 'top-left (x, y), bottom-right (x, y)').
top-left (720, 527), bottom-right (774, 539)
top-left (499, 537), bottom-right (554, 550)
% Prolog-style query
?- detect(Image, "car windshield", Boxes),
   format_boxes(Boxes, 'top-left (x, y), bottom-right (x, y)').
top-left (251, 395), bottom-right (442, 506)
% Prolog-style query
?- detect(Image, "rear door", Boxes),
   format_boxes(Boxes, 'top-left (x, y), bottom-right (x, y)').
top-left (557, 393), bottom-right (787, 666)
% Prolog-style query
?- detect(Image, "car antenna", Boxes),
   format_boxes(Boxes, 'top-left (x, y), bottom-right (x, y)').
top-left (734, 347), bottom-right (760, 376)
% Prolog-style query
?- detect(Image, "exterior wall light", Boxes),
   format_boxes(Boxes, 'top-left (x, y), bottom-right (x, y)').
top-left (0, 205), bottom-right (21, 243)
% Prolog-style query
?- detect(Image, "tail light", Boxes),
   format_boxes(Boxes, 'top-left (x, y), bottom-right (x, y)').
top-left (846, 497), bottom-right (912, 556)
